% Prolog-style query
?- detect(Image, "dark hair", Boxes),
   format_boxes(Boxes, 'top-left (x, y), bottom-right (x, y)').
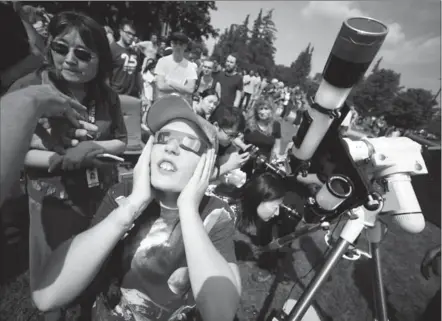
top-left (119, 18), bottom-right (136, 31)
top-left (200, 88), bottom-right (219, 100)
top-left (47, 11), bottom-right (113, 84)
top-left (142, 58), bottom-right (156, 74)
top-left (236, 173), bottom-right (285, 232)
top-left (209, 106), bottom-right (245, 133)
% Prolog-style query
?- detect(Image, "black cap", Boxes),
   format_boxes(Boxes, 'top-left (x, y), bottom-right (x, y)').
top-left (169, 32), bottom-right (190, 44)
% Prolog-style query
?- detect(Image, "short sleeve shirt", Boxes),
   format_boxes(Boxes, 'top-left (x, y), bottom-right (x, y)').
top-left (7, 69), bottom-right (127, 252)
top-left (244, 121), bottom-right (282, 158)
top-left (154, 55), bottom-right (198, 102)
top-left (110, 42), bottom-right (142, 96)
top-left (217, 71), bottom-right (243, 108)
top-left (90, 182), bottom-right (236, 320)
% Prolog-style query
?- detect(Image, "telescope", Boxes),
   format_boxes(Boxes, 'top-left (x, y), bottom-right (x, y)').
top-left (266, 16), bottom-right (430, 321)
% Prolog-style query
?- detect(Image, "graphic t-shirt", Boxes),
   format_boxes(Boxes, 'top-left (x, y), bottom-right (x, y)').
top-left (90, 182), bottom-right (237, 321)
top-left (217, 71), bottom-right (243, 108)
top-left (110, 42), bottom-right (141, 96)
top-left (154, 55), bottom-right (198, 103)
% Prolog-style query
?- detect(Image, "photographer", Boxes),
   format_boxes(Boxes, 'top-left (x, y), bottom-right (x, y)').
top-left (29, 95), bottom-right (241, 321)
top-left (208, 106), bottom-right (251, 180)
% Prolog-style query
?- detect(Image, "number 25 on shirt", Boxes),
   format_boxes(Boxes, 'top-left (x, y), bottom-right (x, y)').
top-left (121, 53), bottom-right (138, 75)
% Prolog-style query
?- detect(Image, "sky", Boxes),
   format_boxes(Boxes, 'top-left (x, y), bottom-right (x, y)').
top-left (206, 1), bottom-right (441, 98)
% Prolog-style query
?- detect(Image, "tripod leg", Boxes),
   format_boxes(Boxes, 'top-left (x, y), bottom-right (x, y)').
top-left (368, 221), bottom-right (388, 321)
top-left (287, 238), bottom-right (351, 320)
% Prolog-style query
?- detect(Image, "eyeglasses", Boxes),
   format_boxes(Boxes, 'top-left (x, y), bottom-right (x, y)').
top-left (50, 42), bottom-right (96, 63)
top-left (154, 129), bottom-right (208, 156)
top-left (122, 29), bottom-right (136, 37)
top-left (221, 128), bottom-right (239, 140)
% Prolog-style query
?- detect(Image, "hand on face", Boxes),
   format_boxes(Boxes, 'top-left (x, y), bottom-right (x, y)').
top-left (129, 136), bottom-right (155, 209)
top-left (177, 148), bottom-right (216, 212)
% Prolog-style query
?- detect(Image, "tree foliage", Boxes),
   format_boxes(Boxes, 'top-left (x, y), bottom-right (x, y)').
top-left (289, 43), bottom-right (314, 89)
top-left (211, 8), bottom-right (276, 77)
top-left (386, 88), bottom-right (438, 129)
top-left (26, 1), bottom-right (219, 42)
top-left (352, 68), bottom-right (402, 115)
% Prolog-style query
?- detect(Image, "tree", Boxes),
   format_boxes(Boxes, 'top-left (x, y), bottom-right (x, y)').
top-left (386, 88), bottom-right (439, 129)
top-left (29, 1), bottom-right (219, 42)
top-left (290, 43), bottom-right (314, 89)
top-left (352, 68), bottom-right (402, 115)
top-left (212, 9), bottom-right (277, 77)
top-left (252, 9), bottom-right (277, 77)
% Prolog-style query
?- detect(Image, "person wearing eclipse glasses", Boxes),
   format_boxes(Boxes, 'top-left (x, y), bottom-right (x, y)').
top-left (27, 93), bottom-right (241, 321)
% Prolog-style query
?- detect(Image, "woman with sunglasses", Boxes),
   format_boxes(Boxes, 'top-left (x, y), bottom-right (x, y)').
top-left (6, 11), bottom-right (128, 320)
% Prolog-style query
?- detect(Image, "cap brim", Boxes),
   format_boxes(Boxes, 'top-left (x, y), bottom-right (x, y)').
top-left (146, 95), bottom-right (218, 152)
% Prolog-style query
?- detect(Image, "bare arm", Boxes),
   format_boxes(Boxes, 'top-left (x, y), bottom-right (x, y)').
top-left (168, 79), bottom-right (197, 95)
top-left (272, 138), bottom-right (282, 158)
top-left (155, 74), bottom-right (175, 92)
top-left (0, 94), bottom-right (43, 205)
top-left (233, 90), bottom-right (242, 108)
top-left (31, 195), bottom-right (144, 312)
top-left (24, 150), bottom-right (57, 168)
top-left (215, 82), bottom-right (222, 98)
top-left (179, 209), bottom-right (241, 320)
top-left (93, 140), bottom-right (126, 155)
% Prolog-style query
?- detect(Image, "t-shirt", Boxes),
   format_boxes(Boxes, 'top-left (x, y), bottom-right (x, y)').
top-left (216, 71), bottom-right (243, 108)
top-left (243, 75), bottom-right (253, 94)
top-left (154, 55), bottom-right (198, 103)
top-left (110, 42), bottom-right (142, 96)
top-left (7, 70), bottom-right (127, 285)
top-left (90, 182), bottom-right (237, 320)
top-left (244, 121), bottom-right (282, 159)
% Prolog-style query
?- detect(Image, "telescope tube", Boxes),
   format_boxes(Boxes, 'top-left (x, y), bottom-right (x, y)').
top-left (292, 17), bottom-right (389, 161)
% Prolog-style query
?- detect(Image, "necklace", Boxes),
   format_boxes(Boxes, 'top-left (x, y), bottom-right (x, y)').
top-left (159, 202), bottom-right (179, 211)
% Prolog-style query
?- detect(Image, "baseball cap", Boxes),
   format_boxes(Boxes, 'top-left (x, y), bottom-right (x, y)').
top-left (146, 94), bottom-right (219, 153)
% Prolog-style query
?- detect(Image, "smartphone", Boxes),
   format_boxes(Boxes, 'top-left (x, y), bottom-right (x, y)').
top-left (96, 153), bottom-right (125, 163)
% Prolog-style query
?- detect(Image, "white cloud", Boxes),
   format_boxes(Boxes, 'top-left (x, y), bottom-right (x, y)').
top-left (301, 1), bottom-right (364, 20)
top-left (381, 36), bottom-right (440, 65)
top-left (301, 1), bottom-right (439, 65)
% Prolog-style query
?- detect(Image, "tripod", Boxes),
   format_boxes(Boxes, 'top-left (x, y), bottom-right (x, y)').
top-left (283, 198), bottom-right (390, 321)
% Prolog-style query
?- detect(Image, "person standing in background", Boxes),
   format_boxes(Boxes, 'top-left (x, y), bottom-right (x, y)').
top-left (109, 19), bottom-right (142, 97)
top-left (134, 34), bottom-right (159, 67)
top-left (217, 54), bottom-right (243, 109)
top-left (241, 70), bottom-right (253, 111)
top-left (250, 72), bottom-right (262, 109)
top-left (154, 32), bottom-right (197, 103)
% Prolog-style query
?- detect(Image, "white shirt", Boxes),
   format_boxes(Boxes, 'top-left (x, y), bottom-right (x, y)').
top-left (154, 55), bottom-right (198, 102)
top-left (136, 41), bottom-right (158, 60)
top-left (243, 75), bottom-right (253, 94)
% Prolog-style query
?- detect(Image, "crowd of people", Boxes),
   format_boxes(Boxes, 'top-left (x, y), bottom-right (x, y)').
top-left (0, 3), bottom-right (439, 321)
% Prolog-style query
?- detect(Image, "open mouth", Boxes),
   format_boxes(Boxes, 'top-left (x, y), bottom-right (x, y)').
top-left (157, 160), bottom-right (177, 173)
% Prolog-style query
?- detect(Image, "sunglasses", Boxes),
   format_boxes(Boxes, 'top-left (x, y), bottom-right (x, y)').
top-left (154, 129), bottom-right (209, 156)
top-left (50, 42), bottom-right (96, 63)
